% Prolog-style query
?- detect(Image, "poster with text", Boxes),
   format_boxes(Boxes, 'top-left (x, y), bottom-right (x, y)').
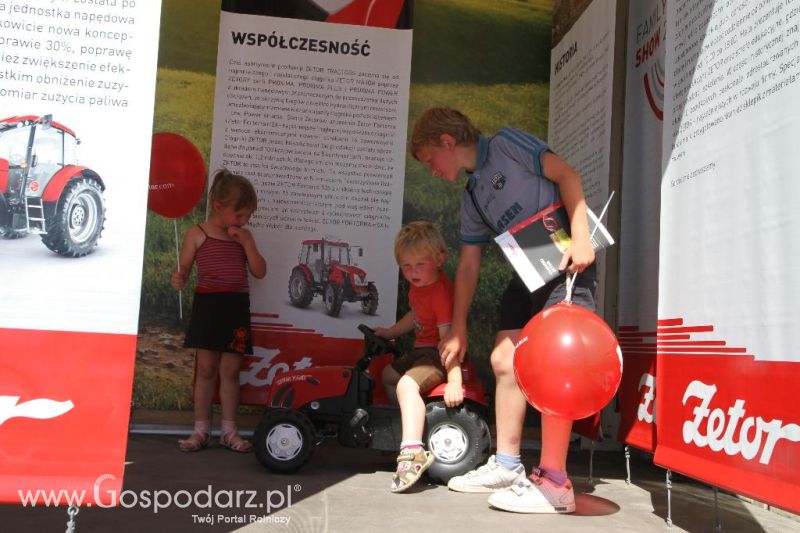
top-left (547, 0), bottom-right (616, 439)
top-left (615, 0), bottom-right (665, 452)
top-left (0, 1), bottom-right (162, 504)
top-left (655, 0), bottom-right (800, 513)
top-left (212, 2), bottom-right (413, 404)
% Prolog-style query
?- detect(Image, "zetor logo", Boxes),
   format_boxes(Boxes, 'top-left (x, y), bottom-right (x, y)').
top-left (681, 380), bottom-right (800, 465)
top-left (637, 373), bottom-right (656, 423)
top-left (0, 396), bottom-right (74, 426)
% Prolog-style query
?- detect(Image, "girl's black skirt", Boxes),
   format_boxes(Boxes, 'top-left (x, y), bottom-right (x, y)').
top-left (184, 292), bottom-right (253, 355)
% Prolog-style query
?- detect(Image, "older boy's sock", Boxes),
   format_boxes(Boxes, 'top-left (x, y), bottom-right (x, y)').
top-left (495, 453), bottom-right (522, 471)
top-left (400, 440), bottom-right (424, 451)
top-left (537, 466), bottom-right (569, 487)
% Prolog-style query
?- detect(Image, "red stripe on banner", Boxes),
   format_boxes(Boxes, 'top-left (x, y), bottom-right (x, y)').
top-left (620, 342), bottom-right (656, 348)
top-left (657, 318), bottom-right (683, 326)
top-left (656, 325), bottom-right (714, 334)
top-left (657, 347), bottom-right (748, 354)
top-left (0, 328), bottom-right (136, 505)
top-left (643, 72), bottom-right (664, 121)
top-left (657, 340), bottom-right (727, 346)
top-left (656, 334), bottom-right (691, 340)
top-left (655, 353), bottom-right (800, 514)
top-left (619, 331), bottom-right (657, 338)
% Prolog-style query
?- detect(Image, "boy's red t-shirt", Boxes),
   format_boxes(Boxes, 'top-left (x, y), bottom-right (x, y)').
top-left (408, 272), bottom-right (454, 348)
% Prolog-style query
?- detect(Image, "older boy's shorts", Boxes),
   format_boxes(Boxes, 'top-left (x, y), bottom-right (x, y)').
top-left (498, 264), bottom-right (597, 331)
top-left (390, 347), bottom-right (446, 394)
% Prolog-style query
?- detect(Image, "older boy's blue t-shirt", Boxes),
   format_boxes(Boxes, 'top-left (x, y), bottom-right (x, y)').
top-left (460, 129), bottom-right (560, 245)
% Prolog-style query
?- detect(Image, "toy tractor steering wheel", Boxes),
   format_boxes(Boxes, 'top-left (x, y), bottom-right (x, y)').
top-left (357, 324), bottom-right (401, 368)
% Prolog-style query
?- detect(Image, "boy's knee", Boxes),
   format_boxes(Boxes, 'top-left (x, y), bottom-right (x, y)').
top-left (396, 375), bottom-right (420, 397)
top-left (490, 347), bottom-right (514, 378)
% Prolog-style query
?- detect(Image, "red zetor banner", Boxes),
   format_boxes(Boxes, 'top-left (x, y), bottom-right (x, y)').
top-left (0, 329), bottom-right (136, 506)
top-left (654, 349), bottom-right (800, 514)
top-left (615, 325), bottom-right (659, 451)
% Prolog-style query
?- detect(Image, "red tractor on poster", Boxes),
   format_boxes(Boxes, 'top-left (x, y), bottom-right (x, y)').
top-left (288, 238), bottom-right (379, 317)
top-left (0, 115), bottom-right (105, 257)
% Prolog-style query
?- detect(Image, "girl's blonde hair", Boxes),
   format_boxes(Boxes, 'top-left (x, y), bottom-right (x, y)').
top-left (394, 221), bottom-right (447, 263)
top-left (209, 168), bottom-right (257, 212)
top-left (410, 107), bottom-right (481, 158)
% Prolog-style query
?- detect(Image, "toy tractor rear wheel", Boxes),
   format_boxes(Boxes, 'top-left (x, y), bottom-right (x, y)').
top-left (424, 402), bottom-right (491, 484)
top-left (41, 177), bottom-right (105, 257)
top-left (360, 283), bottom-right (379, 315)
top-left (254, 409), bottom-right (316, 473)
top-left (288, 268), bottom-right (314, 308)
top-left (324, 282), bottom-right (343, 317)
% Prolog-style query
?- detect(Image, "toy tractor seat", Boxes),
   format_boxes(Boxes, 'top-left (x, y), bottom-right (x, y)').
top-left (426, 357), bottom-right (486, 405)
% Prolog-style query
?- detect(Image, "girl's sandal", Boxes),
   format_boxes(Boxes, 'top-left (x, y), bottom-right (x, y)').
top-left (178, 431), bottom-right (210, 452)
top-left (220, 430), bottom-right (252, 453)
top-left (390, 448), bottom-right (434, 493)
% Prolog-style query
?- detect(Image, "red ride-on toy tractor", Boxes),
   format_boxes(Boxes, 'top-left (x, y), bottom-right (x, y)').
top-left (0, 115), bottom-right (105, 257)
top-left (253, 325), bottom-right (491, 484)
top-left (288, 238), bottom-right (379, 317)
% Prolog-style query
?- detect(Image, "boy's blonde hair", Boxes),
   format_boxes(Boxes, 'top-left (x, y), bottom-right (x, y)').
top-left (209, 168), bottom-right (257, 212)
top-left (410, 107), bottom-right (481, 158)
top-left (394, 221), bottom-right (447, 263)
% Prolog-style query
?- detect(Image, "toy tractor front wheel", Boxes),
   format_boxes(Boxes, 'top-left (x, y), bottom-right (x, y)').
top-left (288, 268), bottom-right (314, 308)
top-left (324, 282), bottom-right (343, 317)
top-left (41, 177), bottom-right (105, 257)
top-left (424, 402), bottom-right (491, 484)
top-left (360, 282), bottom-right (379, 315)
top-left (254, 409), bottom-right (316, 473)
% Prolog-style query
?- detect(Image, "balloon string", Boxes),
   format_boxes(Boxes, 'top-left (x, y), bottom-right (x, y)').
top-left (174, 218), bottom-right (182, 320)
top-left (564, 191), bottom-right (615, 304)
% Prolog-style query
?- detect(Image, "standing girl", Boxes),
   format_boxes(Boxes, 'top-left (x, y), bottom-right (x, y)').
top-left (171, 169), bottom-right (267, 453)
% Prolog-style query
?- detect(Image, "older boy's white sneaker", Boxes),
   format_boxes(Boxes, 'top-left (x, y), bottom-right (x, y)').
top-left (487, 472), bottom-right (576, 514)
top-left (447, 455), bottom-right (526, 493)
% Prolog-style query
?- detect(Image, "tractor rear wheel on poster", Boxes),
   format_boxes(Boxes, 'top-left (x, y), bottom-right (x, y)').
top-left (288, 268), bottom-right (314, 308)
top-left (41, 178), bottom-right (105, 257)
top-left (360, 282), bottom-right (379, 315)
top-left (324, 282), bottom-right (343, 317)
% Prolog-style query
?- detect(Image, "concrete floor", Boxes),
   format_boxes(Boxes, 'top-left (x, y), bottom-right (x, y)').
top-left (0, 432), bottom-right (798, 533)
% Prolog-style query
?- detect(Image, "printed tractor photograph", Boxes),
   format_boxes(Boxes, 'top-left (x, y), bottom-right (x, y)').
top-left (288, 238), bottom-right (379, 317)
top-left (0, 115), bottom-right (105, 257)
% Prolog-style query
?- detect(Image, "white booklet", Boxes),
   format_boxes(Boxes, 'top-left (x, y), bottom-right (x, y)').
top-left (494, 202), bottom-right (614, 292)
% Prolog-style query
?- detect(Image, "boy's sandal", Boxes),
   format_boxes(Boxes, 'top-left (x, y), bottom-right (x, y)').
top-left (178, 431), bottom-right (210, 452)
top-left (220, 431), bottom-right (253, 453)
top-left (390, 449), bottom-right (435, 493)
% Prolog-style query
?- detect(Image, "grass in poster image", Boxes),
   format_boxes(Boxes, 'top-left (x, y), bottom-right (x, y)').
top-left (136, 0), bottom-right (554, 409)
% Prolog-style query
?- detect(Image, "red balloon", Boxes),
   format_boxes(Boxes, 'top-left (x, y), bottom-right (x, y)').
top-left (148, 132), bottom-right (207, 218)
top-left (513, 301), bottom-right (622, 420)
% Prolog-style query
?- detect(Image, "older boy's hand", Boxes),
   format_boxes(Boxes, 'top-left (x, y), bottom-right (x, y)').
top-left (444, 381), bottom-right (464, 407)
top-left (559, 238), bottom-right (595, 274)
top-left (439, 330), bottom-right (467, 367)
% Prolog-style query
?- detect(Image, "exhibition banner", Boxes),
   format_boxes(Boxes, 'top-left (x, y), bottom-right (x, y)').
top-left (656, 0), bottom-right (800, 513)
top-left (0, 0), bottom-right (162, 504)
top-left (547, 0), bottom-right (616, 439)
top-left (615, 0), bottom-right (665, 452)
top-left (212, 2), bottom-right (413, 403)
